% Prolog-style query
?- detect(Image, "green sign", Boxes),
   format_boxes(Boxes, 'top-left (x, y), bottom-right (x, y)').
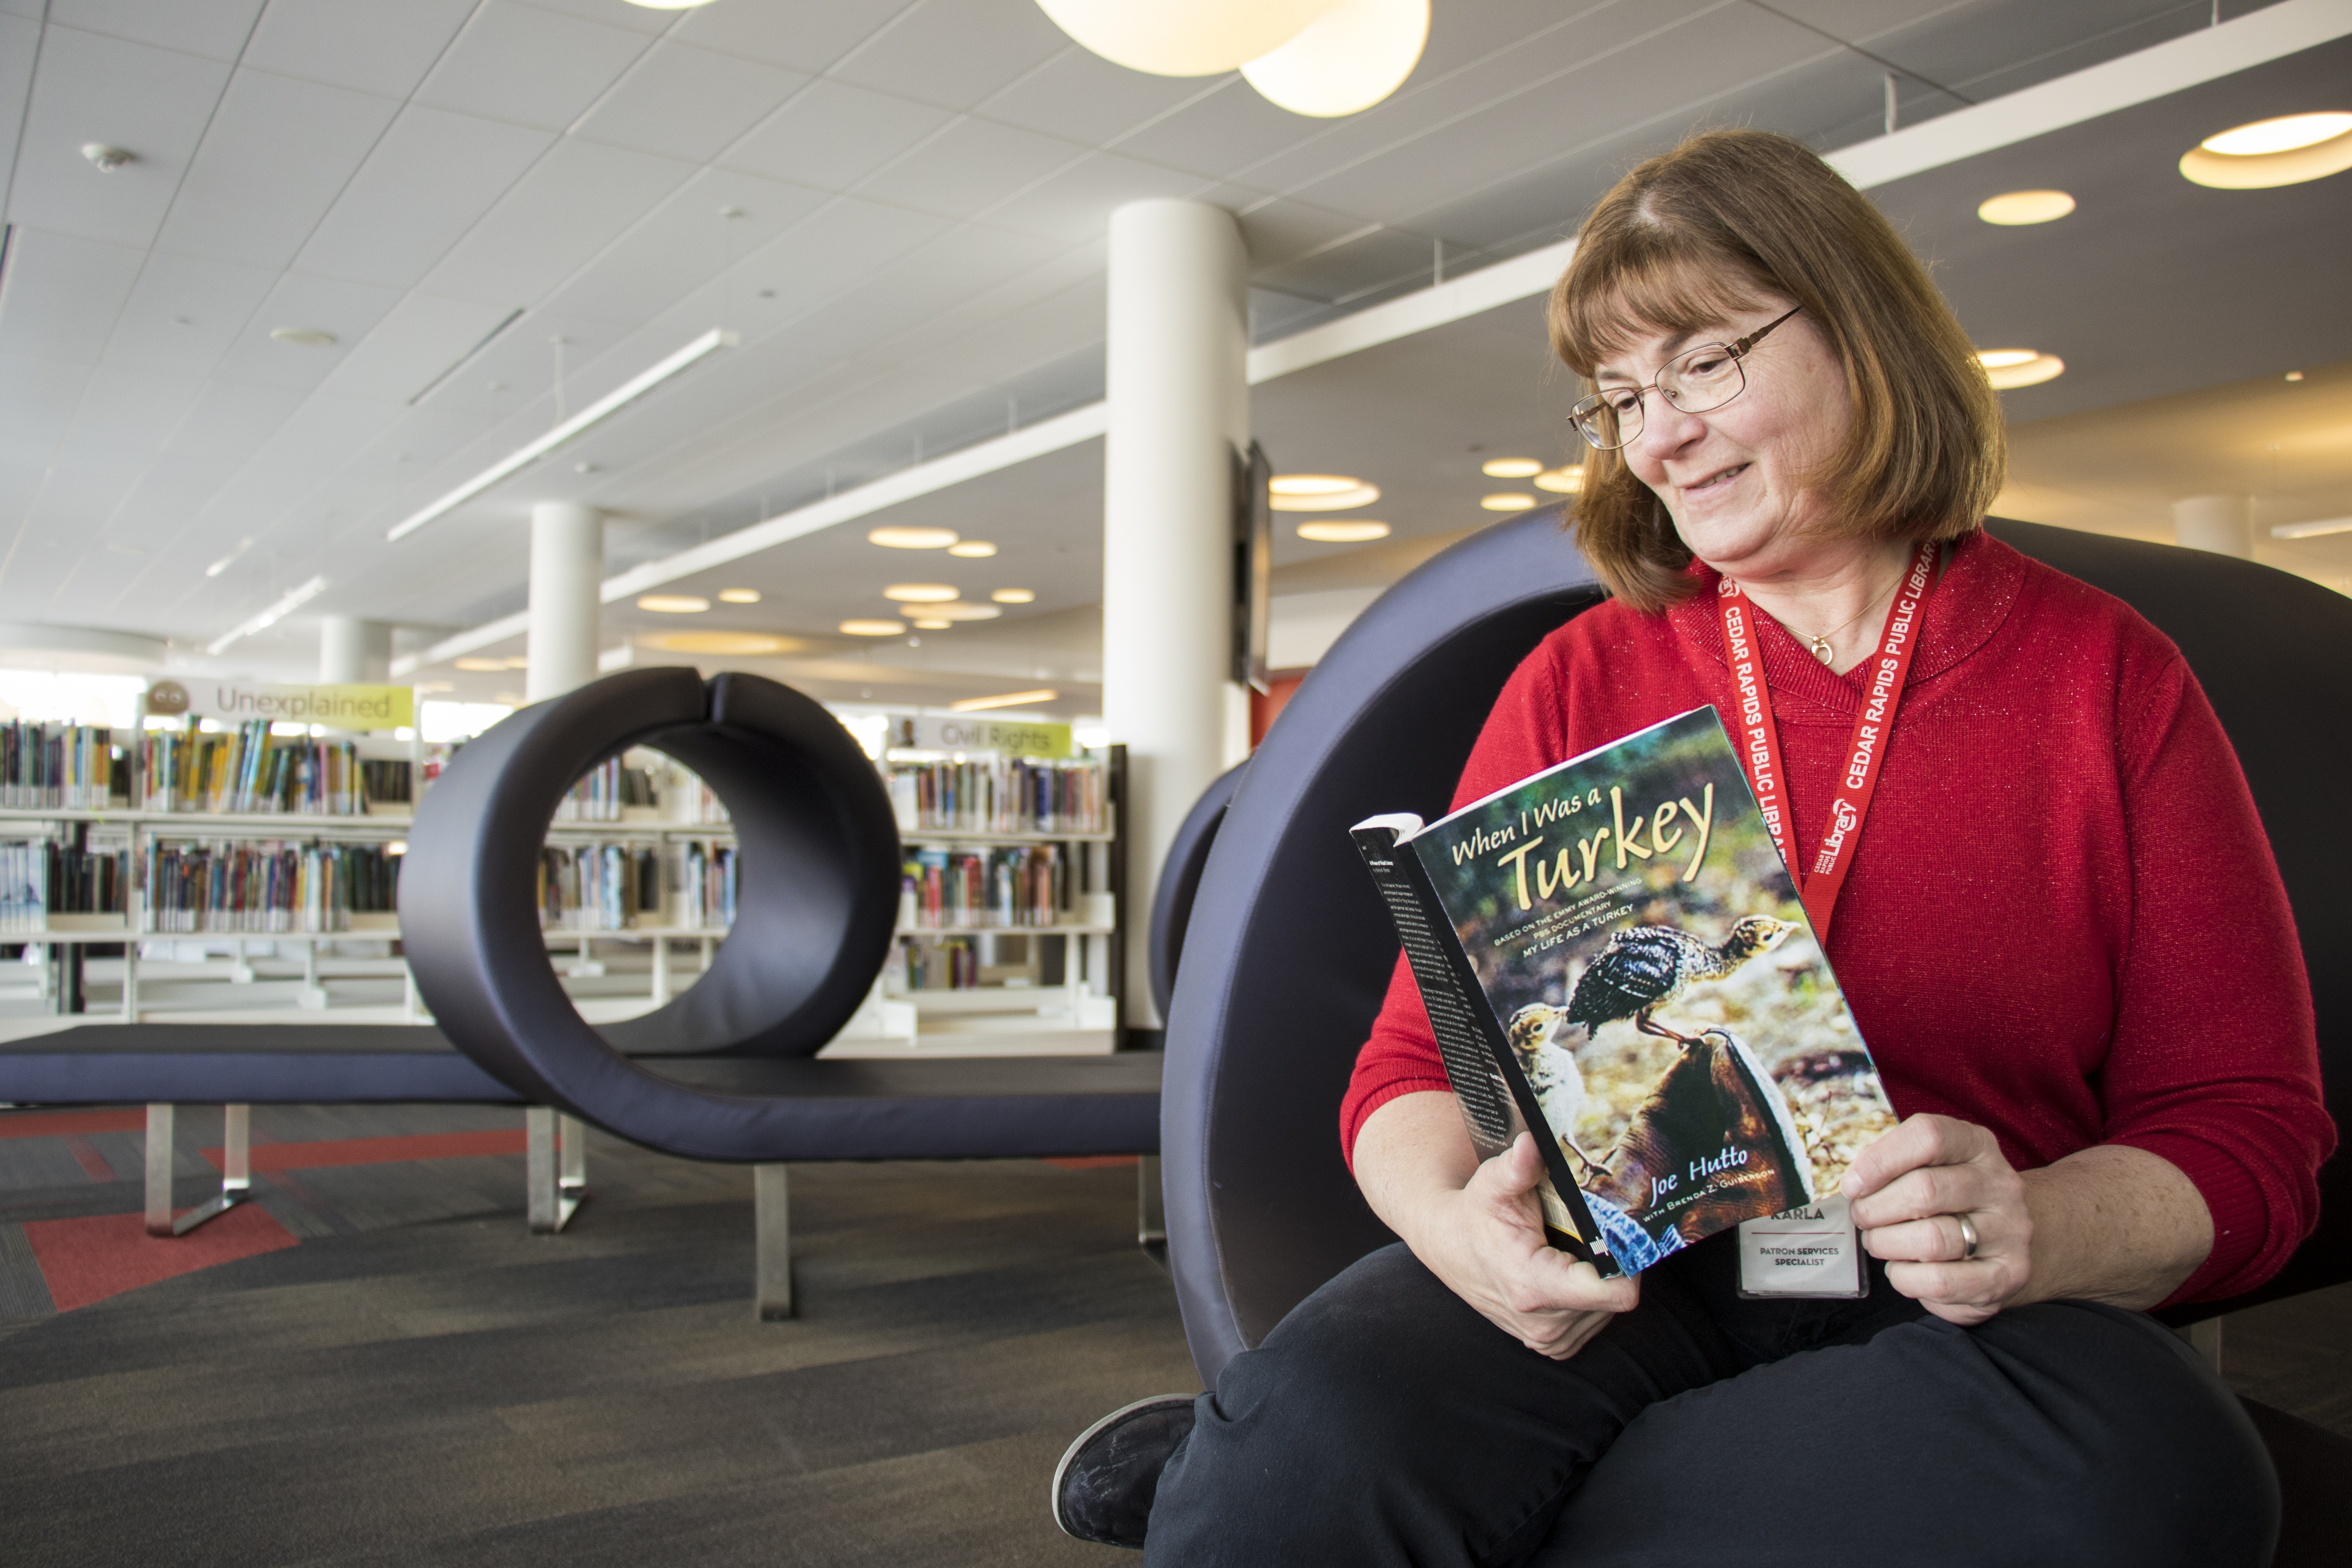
top-left (147, 679), bottom-right (416, 732)
top-left (895, 714), bottom-right (1073, 759)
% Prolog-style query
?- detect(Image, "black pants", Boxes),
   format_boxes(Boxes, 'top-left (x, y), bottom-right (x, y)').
top-left (1145, 1238), bottom-right (2277, 1567)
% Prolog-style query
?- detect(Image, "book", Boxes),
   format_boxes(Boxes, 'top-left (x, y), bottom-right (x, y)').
top-left (1352, 706), bottom-right (1897, 1277)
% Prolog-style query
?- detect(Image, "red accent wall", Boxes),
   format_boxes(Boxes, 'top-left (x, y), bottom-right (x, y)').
top-left (1250, 669), bottom-right (1310, 749)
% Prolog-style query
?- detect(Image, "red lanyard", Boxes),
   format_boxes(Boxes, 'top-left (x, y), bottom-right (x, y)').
top-left (1716, 541), bottom-right (1940, 940)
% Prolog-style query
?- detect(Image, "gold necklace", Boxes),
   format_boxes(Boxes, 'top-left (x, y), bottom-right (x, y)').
top-left (1801, 572), bottom-right (1902, 664)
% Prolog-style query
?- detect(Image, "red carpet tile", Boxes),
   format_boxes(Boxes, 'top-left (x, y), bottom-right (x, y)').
top-left (200, 1128), bottom-right (527, 1172)
top-left (0, 1107), bottom-right (147, 1139)
top-left (23, 1203), bottom-right (298, 1312)
top-left (1042, 1155), bottom-right (1140, 1170)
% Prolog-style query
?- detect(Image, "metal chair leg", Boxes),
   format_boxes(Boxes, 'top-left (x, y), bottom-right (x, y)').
top-left (755, 1163), bottom-right (793, 1321)
top-left (146, 1103), bottom-right (251, 1237)
top-left (526, 1107), bottom-right (586, 1233)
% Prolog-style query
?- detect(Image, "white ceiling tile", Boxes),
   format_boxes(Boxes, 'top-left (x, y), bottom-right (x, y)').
top-left (50, 0), bottom-right (266, 61)
top-left (100, 250), bottom-right (279, 374)
top-left (829, 0), bottom-right (1072, 113)
top-left (154, 70), bottom-right (403, 269)
top-left (978, 43), bottom-right (1220, 147)
top-left (765, 222), bottom-right (1063, 363)
top-left (510, 0), bottom-right (673, 37)
top-left (59, 364), bottom-right (206, 455)
top-left (700, 198), bottom-right (950, 333)
top-left (208, 272), bottom-right (406, 389)
top-left (294, 107), bottom-right (553, 291)
top-left (414, 0), bottom-right (655, 133)
top-left (537, 167), bottom-right (828, 328)
top-left (670, 0), bottom-right (905, 73)
top-left (6, 25), bottom-right (232, 248)
top-left (161, 380), bottom-right (307, 463)
top-left (856, 117), bottom-right (1086, 221)
top-left (0, 227), bottom-right (145, 365)
top-left (1094, 78), bottom-right (1320, 183)
top-left (419, 138), bottom-right (696, 307)
top-left (1237, 197), bottom-right (1387, 273)
top-left (573, 40), bottom-right (808, 164)
top-left (978, 150), bottom-right (1210, 245)
top-left (0, 13), bottom-right (39, 205)
top-left (242, 0), bottom-right (480, 101)
top-left (244, 393), bottom-right (403, 480)
top-left (312, 292), bottom-right (523, 404)
top-left (0, 355), bottom-right (92, 466)
top-left (720, 80), bottom-right (953, 193)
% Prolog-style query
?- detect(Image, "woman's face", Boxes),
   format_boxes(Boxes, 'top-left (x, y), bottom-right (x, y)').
top-left (1595, 296), bottom-right (1855, 579)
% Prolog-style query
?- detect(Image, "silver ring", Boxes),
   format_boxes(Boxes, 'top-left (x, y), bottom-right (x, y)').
top-left (1955, 1213), bottom-right (1980, 1261)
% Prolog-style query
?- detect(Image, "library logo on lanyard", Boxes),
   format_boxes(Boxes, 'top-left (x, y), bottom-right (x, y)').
top-left (1718, 539), bottom-right (1941, 1299)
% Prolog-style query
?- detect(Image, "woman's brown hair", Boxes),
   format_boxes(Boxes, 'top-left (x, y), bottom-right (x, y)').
top-left (1547, 128), bottom-right (2004, 612)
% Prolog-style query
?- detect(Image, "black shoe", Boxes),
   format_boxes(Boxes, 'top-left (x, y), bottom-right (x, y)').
top-left (1050, 1393), bottom-right (1198, 1548)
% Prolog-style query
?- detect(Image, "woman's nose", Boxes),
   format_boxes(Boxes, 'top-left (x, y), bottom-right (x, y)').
top-left (1632, 391), bottom-right (1705, 463)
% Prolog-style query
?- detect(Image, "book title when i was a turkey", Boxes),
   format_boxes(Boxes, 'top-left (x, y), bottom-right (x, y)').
top-left (1351, 706), bottom-right (1897, 1275)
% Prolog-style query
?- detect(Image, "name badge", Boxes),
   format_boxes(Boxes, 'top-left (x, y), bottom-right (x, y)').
top-left (1737, 1196), bottom-right (1866, 1298)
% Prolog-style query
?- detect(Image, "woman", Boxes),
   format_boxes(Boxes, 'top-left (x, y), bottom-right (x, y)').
top-left (1055, 129), bottom-right (2332, 1566)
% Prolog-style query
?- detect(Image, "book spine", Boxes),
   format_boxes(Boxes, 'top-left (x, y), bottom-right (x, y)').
top-left (1351, 825), bottom-right (1615, 1273)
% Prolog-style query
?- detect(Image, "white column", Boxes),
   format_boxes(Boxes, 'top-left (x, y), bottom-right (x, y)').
top-left (1102, 199), bottom-right (1250, 1029)
top-left (318, 616), bottom-right (390, 684)
top-left (527, 502), bottom-right (603, 701)
top-left (2172, 495), bottom-right (2254, 558)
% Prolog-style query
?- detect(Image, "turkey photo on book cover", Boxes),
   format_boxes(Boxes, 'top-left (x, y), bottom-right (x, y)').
top-left (1412, 707), bottom-right (1897, 1268)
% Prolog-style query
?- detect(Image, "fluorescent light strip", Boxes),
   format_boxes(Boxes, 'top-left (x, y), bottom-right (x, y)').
top-left (207, 575), bottom-right (329, 656)
top-left (949, 689), bottom-right (1059, 713)
top-left (2269, 517), bottom-right (2352, 540)
top-left (385, 328), bottom-right (736, 543)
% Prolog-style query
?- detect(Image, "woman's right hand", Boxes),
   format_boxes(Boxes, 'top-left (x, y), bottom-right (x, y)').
top-left (1407, 1132), bottom-right (1641, 1359)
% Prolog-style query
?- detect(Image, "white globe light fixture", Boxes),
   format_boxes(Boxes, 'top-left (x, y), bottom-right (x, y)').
top-left (1036, 0), bottom-right (1336, 76)
top-left (1242, 0), bottom-right (1429, 118)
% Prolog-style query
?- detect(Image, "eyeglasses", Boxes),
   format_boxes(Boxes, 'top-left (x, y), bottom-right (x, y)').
top-left (1568, 306), bottom-right (1804, 451)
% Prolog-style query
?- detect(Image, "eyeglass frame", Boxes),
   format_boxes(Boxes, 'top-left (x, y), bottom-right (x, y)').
top-left (1568, 304), bottom-right (1806, 451)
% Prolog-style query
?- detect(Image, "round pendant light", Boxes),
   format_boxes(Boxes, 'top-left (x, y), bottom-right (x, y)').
top-left (1296, 519), bottom-right (1391, 543)
top-left (1241, 0), bottom-right (1428, 117)
top-left (1036, 0), bottom-right (1336, 77)
top-left (1976, 189), bottom-right (2075, 225)
top-left (1977, 349), bottom-right (2064, 390)
top-left (2180, 112), bottom-right (2352, 189)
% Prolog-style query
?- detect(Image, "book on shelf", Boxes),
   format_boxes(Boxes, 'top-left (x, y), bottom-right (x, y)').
top-left (900, 843), bottom-right (1067, 930)
top-left (1351, 707), bottom-right (1896, 1280)
top-left (887, 756), bottom-right (1103, 835)
top-left (0, 720), bottom-right (124, 810)
top-left (673, 839), bottom-right (737, 929)
top-left (551, 751), bottom-right (731, 825)
top-left (141, 839), bottom-right (401, 934)
top-left (141, 720), bottom-right (364, 815)
top-left (0, 836), bottom-right (131, 934)
top-left (536, 842), bottom-right (662, 931)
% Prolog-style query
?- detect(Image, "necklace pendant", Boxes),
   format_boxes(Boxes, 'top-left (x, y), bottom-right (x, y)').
top-left (1808, 636), bottom-right (1834, 665)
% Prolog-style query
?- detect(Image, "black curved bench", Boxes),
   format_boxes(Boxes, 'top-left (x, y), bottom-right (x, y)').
top-left (1160, 510), bottom-right (2352, 1563)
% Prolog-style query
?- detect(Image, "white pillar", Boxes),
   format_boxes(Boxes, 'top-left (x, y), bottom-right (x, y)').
top-left (2172, 495), bottom-right (2254, 558)
top-left (527, 502), bottom-right (603, 701)
top-left (318, 616), bottom-right (390, 684)
top-left (1102, 199), bottom-right (1250, 1030)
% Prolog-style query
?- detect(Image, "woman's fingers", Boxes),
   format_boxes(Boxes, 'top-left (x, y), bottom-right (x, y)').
top-left (1841, 1113), bottom-right (1993, 1202)
top-left (1862, 1212), bottom-right (1994, 1264)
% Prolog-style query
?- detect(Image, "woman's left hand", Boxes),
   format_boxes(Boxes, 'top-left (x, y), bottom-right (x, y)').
top-left (1841, 1114), bottom-right (2032, 1326)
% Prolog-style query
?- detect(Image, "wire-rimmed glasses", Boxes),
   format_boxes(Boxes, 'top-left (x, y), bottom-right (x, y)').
top-left (1568, 306), bottom-right (1804, 451)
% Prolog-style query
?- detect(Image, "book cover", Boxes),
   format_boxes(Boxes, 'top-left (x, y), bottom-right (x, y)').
top-left (1354, 706), bottom-right (1896, 1275)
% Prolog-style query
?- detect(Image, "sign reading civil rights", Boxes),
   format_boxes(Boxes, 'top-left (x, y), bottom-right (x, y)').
top-left (147, 678), bottom-right (415, 732)
top-left (890, 714), bottom-right (1073, 759)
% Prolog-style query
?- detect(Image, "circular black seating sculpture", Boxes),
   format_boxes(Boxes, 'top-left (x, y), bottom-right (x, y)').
top-left (1160, 511), bottom-right (2351, 1558)
top-left (401, 667), bottom-right (1159, 1163)
top-left (1148, 760), bottom-right (1246, 1025)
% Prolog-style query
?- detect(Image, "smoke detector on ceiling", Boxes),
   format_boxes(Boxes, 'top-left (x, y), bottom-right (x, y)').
top-left (81, 143), bottom-right (133, 172)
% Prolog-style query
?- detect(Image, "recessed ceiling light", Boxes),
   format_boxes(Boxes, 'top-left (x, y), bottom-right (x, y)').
top-left (2285, 371), bottom-right (2306, 382)
top-left (915, 601), bottom-right (1001, 621)
top-left (1481, 458), bottom-right (1543, 478)
top-left (1480, 493), bottom-right (1538, 511)
top-left (717, 588), bottom-right (761, 603)
top-left (869, 526), bottom-right (959, 549)
top-left (882, 583), bottom-right (958, 603)
top-left (1976, 190), bottom-right (2075, 225)
top-left (911, 619), bottom-right (953, 630)
top-left (1976, 349), bottom-right (2065, 389)
top-left (2181, 112), bottom-right (2352, 188)
top-left (1533, 466), bottom-right (1584, 494)
top-left (840, 619), bottom-right (909, 637)
top-left (454, 656), bottom-right (508, 672)
top-left (949, 688), bottom-right (1058, 713)
top-left (270, 327), bottom-right (337, 346)
top-left (502, 656), bottom-right (529, 669)
top-left (418, 682), bottom-right (456, 694)
top-left (947, 540), bottom-right (998, 557)
top-left (80, 143), bottom-right (132, 171)
top-left (644, 631), bottom-right (802, 655)
top-left (1269, 474), bottom-right (1381, 511)
top-left (1296, 519), bottom-right (1391, 543)
top-left (990, 588), bottom-right (1036, 603)
top-left (2268, 516), bottom-right (2352, 539)
top-left (637, 594), bottom-right (710, 613)
top-left (622, 0), bottom-right (720, 9)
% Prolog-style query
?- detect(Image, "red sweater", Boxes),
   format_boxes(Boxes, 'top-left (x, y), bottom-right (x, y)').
top-left (1342, 531), bottom-right (2333, 1303)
